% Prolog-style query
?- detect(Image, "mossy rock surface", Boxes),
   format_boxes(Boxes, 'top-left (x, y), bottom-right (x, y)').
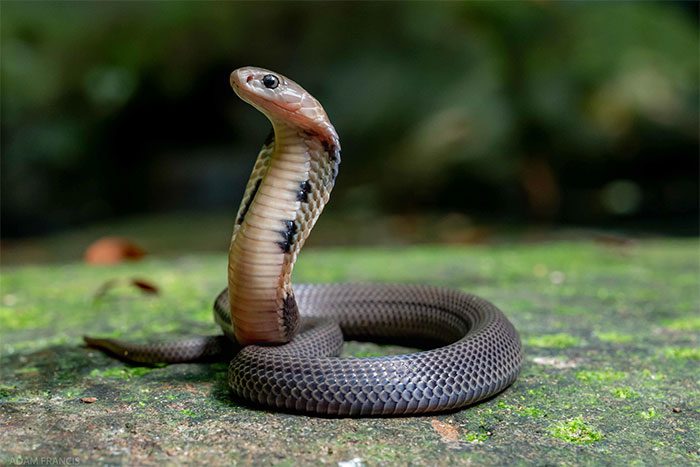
top-left (1, 240), bottom-right (698, 465)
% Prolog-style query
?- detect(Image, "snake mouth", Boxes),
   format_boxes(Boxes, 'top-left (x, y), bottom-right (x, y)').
top-left (231, 73), bottom-right (301, 119)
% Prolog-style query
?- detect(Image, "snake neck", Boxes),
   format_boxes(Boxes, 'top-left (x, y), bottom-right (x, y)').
top-left (228, 122), bottom-right (340, 345)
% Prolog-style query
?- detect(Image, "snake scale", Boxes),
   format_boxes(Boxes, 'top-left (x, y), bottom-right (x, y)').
top-left (85, 67), bottom-right (523, 416)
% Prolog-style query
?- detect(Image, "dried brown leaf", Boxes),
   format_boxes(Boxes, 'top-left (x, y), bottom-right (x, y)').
top-left (131, 279), bottom-right (159, 295)
top-left (431, 419), bottom-right (460, 443)
top-left (84, 237), bottom-right (146, 265)
top-left (92, 277), bottom-right (160, 301)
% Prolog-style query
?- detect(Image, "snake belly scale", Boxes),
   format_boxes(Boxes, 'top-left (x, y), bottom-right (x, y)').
top-left (85, 66), bottom-right (523, 416)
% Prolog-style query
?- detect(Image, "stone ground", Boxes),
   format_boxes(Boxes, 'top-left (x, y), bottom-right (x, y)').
top-left (1, 240), bottom-right (698, 465)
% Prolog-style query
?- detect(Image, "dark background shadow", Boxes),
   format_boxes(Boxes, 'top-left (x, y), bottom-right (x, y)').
top-left (1, 2), bottom-right (698, 254)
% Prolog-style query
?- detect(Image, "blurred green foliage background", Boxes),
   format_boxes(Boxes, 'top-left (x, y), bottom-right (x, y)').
top-left (2, 1), bottom-right (698, 244)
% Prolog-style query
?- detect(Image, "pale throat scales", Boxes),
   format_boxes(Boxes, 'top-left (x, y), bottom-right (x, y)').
top-left (227, 122), bottom-right (329, 345)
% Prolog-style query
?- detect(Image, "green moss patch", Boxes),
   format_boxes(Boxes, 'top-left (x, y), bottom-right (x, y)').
top-left (610, 387), bottom-right (640, 399)
top-left (595, 331), bottom-right (635, 344)
top-left (575, 369), bottom-right (626, 382)
top-left (662, 316), bottom-right (700, 331)
top-left (662, 347), bottom-right (700, 360)
top-left (549, 416), bottom-right (603, 444)
top-left (638, 408), bottom-right (657, 420)
top-left (518, 406), bottom-right (545, 417)
top-left (89, 366), bottom-right (155, 380)
top-left (526, 333), bottom-right (583, 349)
top-left (464, 431), bottom-right (490, 443)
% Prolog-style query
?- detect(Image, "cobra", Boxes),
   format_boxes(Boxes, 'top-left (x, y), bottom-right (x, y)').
top-left (85, 66), bottom-right (523, 416)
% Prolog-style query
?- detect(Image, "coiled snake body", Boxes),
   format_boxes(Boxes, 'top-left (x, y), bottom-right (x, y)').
top-left (85, 67), bottom-right (522, 416)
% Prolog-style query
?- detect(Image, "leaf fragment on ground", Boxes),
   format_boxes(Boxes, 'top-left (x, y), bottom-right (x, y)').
top-left (431, 419), bottom-right (460, 443)
top-left (92, 277), bottom-right (160, 300)
top-left (84, 236), bottom-right (146, 264)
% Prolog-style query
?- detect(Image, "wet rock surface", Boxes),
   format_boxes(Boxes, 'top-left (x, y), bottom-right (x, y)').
top-left (2, 241), bottom-right (698, 465)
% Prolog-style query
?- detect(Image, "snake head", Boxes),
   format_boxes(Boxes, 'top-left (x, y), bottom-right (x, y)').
top-left (230, 66), bottom-right (339, 147)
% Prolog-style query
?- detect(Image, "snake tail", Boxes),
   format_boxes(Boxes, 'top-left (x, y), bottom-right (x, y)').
top-left (83, 335), bottom-right (233, 364)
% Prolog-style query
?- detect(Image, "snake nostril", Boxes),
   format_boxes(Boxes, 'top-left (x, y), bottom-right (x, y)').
top-left (246, 75), bottom-right (254, 83)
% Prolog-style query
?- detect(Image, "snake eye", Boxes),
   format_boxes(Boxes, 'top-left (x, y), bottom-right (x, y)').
top-left (262, 74), bottom-right (279, 89)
